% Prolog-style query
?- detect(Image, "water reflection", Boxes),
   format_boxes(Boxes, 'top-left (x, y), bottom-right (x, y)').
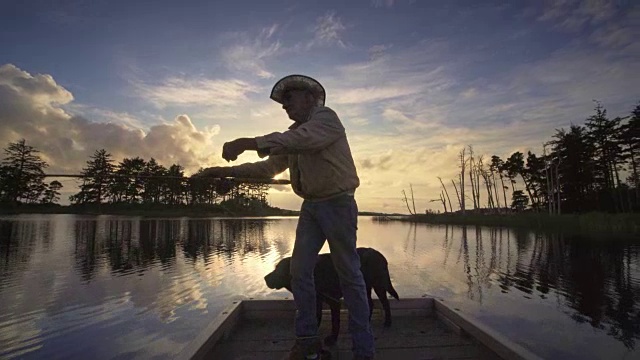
top-left (1, 219), bottom-right (51, 289)
top-left (415, 224), bottom-right (640, 350)
top-left (72, 218), bottom-right (275, 280)
top-left (502, 232), bottom-right (640, 349)
top-left (0, 216), bottom-right (638, 359)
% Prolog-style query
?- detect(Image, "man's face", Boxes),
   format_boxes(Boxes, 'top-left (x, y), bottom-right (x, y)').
top-left (281, 89), bottom-right (315, 122)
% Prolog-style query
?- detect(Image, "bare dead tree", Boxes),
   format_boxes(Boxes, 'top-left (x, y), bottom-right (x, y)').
top-left (491, 168), bottom-right (501, 209)
top-left (468, 146), bottom-right (478, 210)
top-left (478, 157), bottom-right (494, 209)
top-left (438, 176), bottom-right (453, 213)
top-left (475, 155), bottom-right (483, 208)
top-left (482, 168), bottom-right (495, 209)
top-left (451, 179), bottom-right (462, 211)
top-left (402, 189), bottom-right (415, 215)
top-left (429, 192), bottom-right (447, 213)
top-left (543, 143), bottom-right (563, 215)
top-left (459, 148), bottom-right (467, 214)
top-left (410, 183), bottom-right (417, 215)
top-left (555, 159), bottom-right (561, 215)
top-left (543, 144), bottom-right (553, 215)
top-left (441, 191), bottom-right (448, 213)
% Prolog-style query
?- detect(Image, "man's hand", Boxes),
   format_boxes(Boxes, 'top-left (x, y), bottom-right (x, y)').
top-left (222, 138), bottom-right (258, 162)
top-left (193, 167), bottom-right (233, 178)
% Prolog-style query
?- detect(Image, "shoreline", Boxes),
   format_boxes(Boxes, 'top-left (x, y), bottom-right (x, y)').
top-left (373, 212), bottom-right (640, 236)
top-left (0, 204), bottom-right (395, 218)
top-left (5, 205), bottom-right (637, 236)
top-left (0, 204), bottom-right (299, 218)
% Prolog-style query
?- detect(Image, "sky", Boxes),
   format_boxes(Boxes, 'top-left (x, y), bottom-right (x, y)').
top-left (0, 0), bottom-right (639, 214)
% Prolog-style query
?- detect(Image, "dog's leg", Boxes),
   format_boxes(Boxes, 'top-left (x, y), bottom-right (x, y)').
top-left (316, 295), bottom-right (323, 327)
top-left (323, 299), bottom-right (341, 346)
top-left (374, 286), bottom-right (392, 327)
top-left (366, 285), bottom-right (374, 320)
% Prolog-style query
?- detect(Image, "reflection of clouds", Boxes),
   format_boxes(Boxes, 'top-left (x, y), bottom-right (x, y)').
top-left (0, 308), bottom-right (44, 358)
top-left (3, 216), bottom-right (638, 358)
top-left (1, 216), bottom-right (299, 358)
top-left (0, 217), bottom-right (53, 357)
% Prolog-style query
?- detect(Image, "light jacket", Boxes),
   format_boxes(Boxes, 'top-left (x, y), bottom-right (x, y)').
top-left (230, 106), bottom-right (359, 200)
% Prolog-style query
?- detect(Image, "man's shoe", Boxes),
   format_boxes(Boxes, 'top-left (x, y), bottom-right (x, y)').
top-left (285, 339), bottom-right (331, 360)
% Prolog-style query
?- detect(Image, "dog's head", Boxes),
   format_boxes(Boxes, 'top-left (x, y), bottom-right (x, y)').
top-left (264, 257), bottom-right (292, 290)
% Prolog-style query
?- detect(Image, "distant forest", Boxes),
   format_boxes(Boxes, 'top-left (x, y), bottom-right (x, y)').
top-left (0, 142), bottom-right (271, 209)
top-left (418, 101), bottom-right (639, 214)
top-left (1, 101), bottom-right (639, 214)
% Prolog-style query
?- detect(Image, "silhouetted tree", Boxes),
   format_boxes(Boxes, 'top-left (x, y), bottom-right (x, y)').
top-left (550, 125), bottom-right (596, 212)
top-left (141, 158), bottom-right (166, 204)
top-left (41, 180), bottom-right (63, 204)
top-left (458, 148), bottom-right (467, 214)
top-left (0, 139), bottom-right (48, 204)
top-left (619, 102), bottom-right (640, 208)
top-left (71, 149), bottom-right (115, 204)
top-left (165, 164), bottom-right (185, 205)
top-left (585, 102), bottom-right (624, 211)
top-left (490, 155), bottom-right (508, 210)
top-left (510, 190), bottom-right (529, 211)
top-left (525, 151), bottom-right (546, 210)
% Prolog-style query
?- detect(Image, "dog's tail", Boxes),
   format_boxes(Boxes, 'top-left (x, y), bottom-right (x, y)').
top-left (385, 265), bottom-right (400, 300)
top-left (387, 282), bottom-right (399, 300)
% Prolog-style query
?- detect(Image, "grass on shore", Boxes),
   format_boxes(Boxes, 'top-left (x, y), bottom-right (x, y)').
top-left (0, 203), bottom-right (299, 218)
top-left (374, 212), bottom-right (640, 235)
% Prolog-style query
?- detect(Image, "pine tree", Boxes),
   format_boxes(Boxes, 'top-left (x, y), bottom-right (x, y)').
top-left (0, 139), bottom-right (48, 204)
top-left (71, 149), bottom-right (115, 204)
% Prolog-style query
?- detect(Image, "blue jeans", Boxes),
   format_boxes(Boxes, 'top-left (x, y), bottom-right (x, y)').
top-left (290, 194), bottom-right (375, 357)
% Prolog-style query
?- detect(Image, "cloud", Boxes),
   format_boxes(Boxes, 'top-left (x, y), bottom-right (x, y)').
top-left (589, 7), bottom-right (639, 53)
top-left (0, 64), bottom-right (224, 177)
top-left (63, 104), bottom-right (148, 130)
top-left (382, 108), bottom-right (435, 130)
top-left (334, 85), bottom-right (422, 104)
top-left (461, 88), bottom-right (478, 99)
top-left (536, 0), bottom-right (620, 32)
top-left (0, 64), bottom-right (73, 106)
top-left (359, 150), bottom-right (394, 171)
top-left (134, 77), bottom-right (260, 108)
top-left (221, 24), bottom-right (281, 79)
top-left (328, 43), bottom-right (453, 109)
top-left (68, 114), bottom-right (221, 170)
top-left (368, 44), bottom-right (393, 60)
top-left (309, 11), bottom-right (347, 49)
top-left (370, 0), bottom-right (413, 8)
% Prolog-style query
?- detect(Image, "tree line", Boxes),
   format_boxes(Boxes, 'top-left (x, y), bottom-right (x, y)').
top-left (431, 101), bottom-right (640, 214)
top-left (0, 141), bottom-right (271, 208)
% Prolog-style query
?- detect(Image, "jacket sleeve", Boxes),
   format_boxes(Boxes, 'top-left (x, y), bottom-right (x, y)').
top-left (255, 107), bottom-right (345, 155)
top-left (229, 154), bottom-right (289, 178)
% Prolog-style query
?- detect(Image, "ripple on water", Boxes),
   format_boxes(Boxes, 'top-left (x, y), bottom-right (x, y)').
top-left (1, 216), bottom-right (638, 360)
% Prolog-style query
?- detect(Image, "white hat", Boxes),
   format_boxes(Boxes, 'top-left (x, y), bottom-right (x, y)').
top-left (270, 74), bottom-right (326, 106)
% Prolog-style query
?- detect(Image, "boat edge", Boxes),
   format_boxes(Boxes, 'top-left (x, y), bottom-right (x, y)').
top-left (434, 299), bottom-right (544, 360)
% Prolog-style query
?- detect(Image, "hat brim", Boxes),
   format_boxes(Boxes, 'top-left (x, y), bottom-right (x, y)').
top-left (270, 75), bottom-right (326, 106)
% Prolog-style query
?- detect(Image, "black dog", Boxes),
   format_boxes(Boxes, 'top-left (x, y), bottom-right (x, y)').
top-left (264, 247), bottom-right (399, 345)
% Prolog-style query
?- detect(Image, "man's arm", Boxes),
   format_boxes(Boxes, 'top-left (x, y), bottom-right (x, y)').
top-left (222, 138), bottom-right (259, 162)
top-left (256, 108), bottom-right (345, 155)
top-left (197, 154), bottom-right (288, 179)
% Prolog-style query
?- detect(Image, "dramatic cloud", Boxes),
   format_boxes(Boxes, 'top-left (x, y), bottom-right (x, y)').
top-left (2, 1), bottom-right (637, 214)
top-left (0, 64), bottom-right (222, 175)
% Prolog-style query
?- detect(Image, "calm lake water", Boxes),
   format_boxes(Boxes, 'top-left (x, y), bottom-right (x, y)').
top-left (0, 214), bottom-right (638, 359)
